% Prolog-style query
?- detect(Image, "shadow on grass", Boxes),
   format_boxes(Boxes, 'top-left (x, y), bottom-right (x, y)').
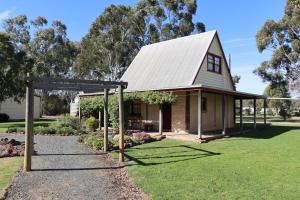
top-left (124, 144), bottom-right (221, 166)
top-left (36, 153), bottom-right (107, 156)
top-left (233, 124), bottom-right (300, 139)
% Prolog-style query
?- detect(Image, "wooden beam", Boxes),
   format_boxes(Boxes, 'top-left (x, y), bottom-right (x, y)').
top-left (29, 77), bottom-right (128, 86)
top-left (32, 82), bottom-right (117, 91)
top-left (264, 98), bottom-right (267, 126)
top-left (118, 85), bottom-right (125, 162)
top-left (222, 95), bottom-right (226, 135)
top-left (253, 98), bottom-right (257, 129)
top-left (24, 77), bottom-right (34, 172)
top-left (198, 90), bottom-right (202, 139)
top-left (103, 89), bottom-right (108, 152)
top-left (240, 99), bottom-right (243, 130)
top-left (159, 105), bottom-right (163, 135)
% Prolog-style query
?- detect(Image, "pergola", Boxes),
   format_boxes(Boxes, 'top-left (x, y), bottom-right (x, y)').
top-left (24, 74), bottom-right (127, 172)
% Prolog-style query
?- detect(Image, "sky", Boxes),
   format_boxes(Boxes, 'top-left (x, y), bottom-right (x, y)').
top-left (0, 0), bottom-right (287, 95)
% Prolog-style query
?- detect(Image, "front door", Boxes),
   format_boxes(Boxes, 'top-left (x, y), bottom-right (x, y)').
top-left (162, 104), bottom-right (172, 131)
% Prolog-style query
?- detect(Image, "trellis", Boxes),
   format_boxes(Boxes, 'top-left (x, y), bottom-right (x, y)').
top-left (24, 74), bottom-right (127, 172)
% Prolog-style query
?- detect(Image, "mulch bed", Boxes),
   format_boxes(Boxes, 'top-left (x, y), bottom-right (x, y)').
top-left (0, 138), bottom-right (25, 158)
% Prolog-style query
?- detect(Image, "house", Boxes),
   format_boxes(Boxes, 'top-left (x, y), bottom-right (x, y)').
top-left (120, 30), bottom-right (265, 136)
top-left (0, 96), bottom-right (41, 120)
top-left (79, 30), bottom-right (266, 137)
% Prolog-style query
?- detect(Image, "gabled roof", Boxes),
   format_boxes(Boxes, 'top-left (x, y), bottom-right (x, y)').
top-left (121, 30), bottom-right (218, 92)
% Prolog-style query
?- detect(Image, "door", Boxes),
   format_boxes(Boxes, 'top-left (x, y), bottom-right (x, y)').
top-left (162, 103), bottom-right (172, 131)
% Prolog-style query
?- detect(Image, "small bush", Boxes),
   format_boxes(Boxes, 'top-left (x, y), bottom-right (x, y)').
top-left (6, 127), bottom-right (25, 133)
top-left (50, 115), bottom-right (80, 130)
top-left (0, 113), bottom-right (9, 122)
top-left (56, 126), bottom-right (75, 136)
top-left (34, 126), bottom-right (56, 135)
top-left (85, 117), bottom-right (98, 131)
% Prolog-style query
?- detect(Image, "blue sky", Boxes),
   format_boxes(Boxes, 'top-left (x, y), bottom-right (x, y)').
top-left (0, 0), bottom-right (287, 95)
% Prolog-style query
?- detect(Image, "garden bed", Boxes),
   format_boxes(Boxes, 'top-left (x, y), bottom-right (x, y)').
top-left (78, 130), bottom-right (165, 151)
top-left (0, 138), bottom-right (24, 158)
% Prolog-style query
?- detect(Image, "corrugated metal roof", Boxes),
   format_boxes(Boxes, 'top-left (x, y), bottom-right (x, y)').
top-left (121, 30), bottom-right (217, 92)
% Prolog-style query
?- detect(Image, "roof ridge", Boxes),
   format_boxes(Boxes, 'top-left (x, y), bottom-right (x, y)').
top-left (142, 30), bottom-right (217, 48)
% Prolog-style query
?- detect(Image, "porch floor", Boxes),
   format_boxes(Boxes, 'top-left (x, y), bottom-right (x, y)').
top-left (148, 128), bottom-right (252, 143)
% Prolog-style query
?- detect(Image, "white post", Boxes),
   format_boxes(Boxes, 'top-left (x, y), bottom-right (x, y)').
top-left (264, 98), bottom-right (267, 126)
top-left (159, 105), bottom-right (163, 135)
top-left (253, 98), bottom-right (257, 129)
top-left (198, 90), bottom-right (202, 139)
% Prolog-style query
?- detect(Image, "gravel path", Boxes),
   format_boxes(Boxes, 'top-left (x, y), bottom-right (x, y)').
top-left (0, 133), bottom-right (145, 200)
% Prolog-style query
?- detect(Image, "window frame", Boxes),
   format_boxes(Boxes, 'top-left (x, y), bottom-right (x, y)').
top-left (207, 53), bottom-right (222, 74)
top-left (129, 101), bottom-right (141, 117)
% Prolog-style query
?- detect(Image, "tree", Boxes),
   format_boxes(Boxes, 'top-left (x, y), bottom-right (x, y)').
top-left (255, 1), bottom-right (300, 91)
top-left (232, 75), bottom-right (241, 88)
top-left (264, 84), bottom-right (291, 120)
top-left (75, 1), bottom-right (205, 80)
top-left (0, 33), bottom-right (32, 102)
top-left (75, 5), bottom-right (145, 80)
top-left (136, 0), bottom-right (205, 43)
top-left (3, 15), bottom-right (76, 78)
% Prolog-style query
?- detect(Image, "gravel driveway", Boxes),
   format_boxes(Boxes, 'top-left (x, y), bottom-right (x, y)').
top-left (0, 133), bottom-right (145, 200)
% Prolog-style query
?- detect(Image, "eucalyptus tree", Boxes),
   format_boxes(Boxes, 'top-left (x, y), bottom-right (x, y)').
top-left (3, 15), bottom-right (76, 78)
top-left (255, 0), bottom-right (300, 94)
top-left (0, 33), bottom-right (32, 102)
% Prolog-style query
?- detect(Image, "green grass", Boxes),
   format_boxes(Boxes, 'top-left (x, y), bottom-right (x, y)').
top-left (121, 124), bottom-right (300, 200)
top-left (0, 157), bottom-right (23, 197)
top-left (0, 120), bottom-right (54, 133)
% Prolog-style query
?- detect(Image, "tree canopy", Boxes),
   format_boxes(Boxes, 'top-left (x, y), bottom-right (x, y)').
top-left (75, 0), bottom-right (205, 80)
top-left (0, 33), bottom-right (32, 102)
top-left (255, 0), bottom-right (300, 93)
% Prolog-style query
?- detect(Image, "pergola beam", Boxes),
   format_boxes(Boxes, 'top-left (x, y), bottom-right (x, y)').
top-left (33, 83), bottom-right (118, 91)
top-left (28, 77), bottom-right (128, 86)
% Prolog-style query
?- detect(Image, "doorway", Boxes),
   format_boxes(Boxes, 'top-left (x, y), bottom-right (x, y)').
top-left (162, 103), bottom-right (172, 131)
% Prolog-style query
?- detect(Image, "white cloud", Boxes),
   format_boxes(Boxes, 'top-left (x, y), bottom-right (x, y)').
top-left (0, 9), bottom-right (12, 22)
top-left (223, 37), bottom-right (255, 44)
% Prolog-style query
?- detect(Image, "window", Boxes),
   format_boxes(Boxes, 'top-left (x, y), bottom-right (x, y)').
top-left (207, 53), bottom-right (221, 74)
top-left (129, 102), bottom-right (141, 116)
top-left (202, 97), bottom-right (207, 112)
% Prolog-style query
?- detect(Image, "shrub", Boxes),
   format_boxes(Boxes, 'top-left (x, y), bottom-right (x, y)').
top-left (83, 135), bottom-right (104, 150)
top-left (34, 126), bottom-right (56, 135)
top-left (0, 113), bottom-right (9, 122)
top-left (132, 132), bottom-right (155, 144)
top-left (50, 115), bottom-right (80, 130)
top-left (56, 126), bottom-right (75, 136)
top-left (6, 127), bottom-right (24, 133)
top-left (85, 117), bottom-right (98, 131)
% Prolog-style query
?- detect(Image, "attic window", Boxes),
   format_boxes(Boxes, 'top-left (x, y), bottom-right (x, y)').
top-left (207, 53), bottom-right (221, 74)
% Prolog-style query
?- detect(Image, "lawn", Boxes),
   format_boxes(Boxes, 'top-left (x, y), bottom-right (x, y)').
top-left (0, 157), bottom-right (23, 197)
top-left (0, 120), bottom-right (54, 133)
top-left (122, 124), bottom-right (300, 200)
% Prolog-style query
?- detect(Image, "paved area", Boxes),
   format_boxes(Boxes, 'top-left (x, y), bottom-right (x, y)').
top-left (0, 133), bottom-right (139, 200)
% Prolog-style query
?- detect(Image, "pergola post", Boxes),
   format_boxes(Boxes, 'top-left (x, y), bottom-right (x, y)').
top-left (24, 76), bottom-right (34, 172)
top-left (118, 85), bottom-right (125, 162)
top-left (253, 98), bottom-right (257, 129)
top-left (222, 95), bottom-right (226, 135)
top-left (240, 98), bottom-right (243, 131)
top-left (264, 98), bottom-right (267, 127)
top-left (198, 90), bottom-right (202, 139)
top-left (78, 98), bottom-right (81, 120)
top-left (98, 110), bottom-right (102, 131)
top-left (103, 89), bottom-right (108, 152)
top-left (159, 105), bottom-right (163, 135)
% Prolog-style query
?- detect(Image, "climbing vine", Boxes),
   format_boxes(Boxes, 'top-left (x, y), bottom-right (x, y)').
top-left (80, 91), bottom-right (177, 129)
